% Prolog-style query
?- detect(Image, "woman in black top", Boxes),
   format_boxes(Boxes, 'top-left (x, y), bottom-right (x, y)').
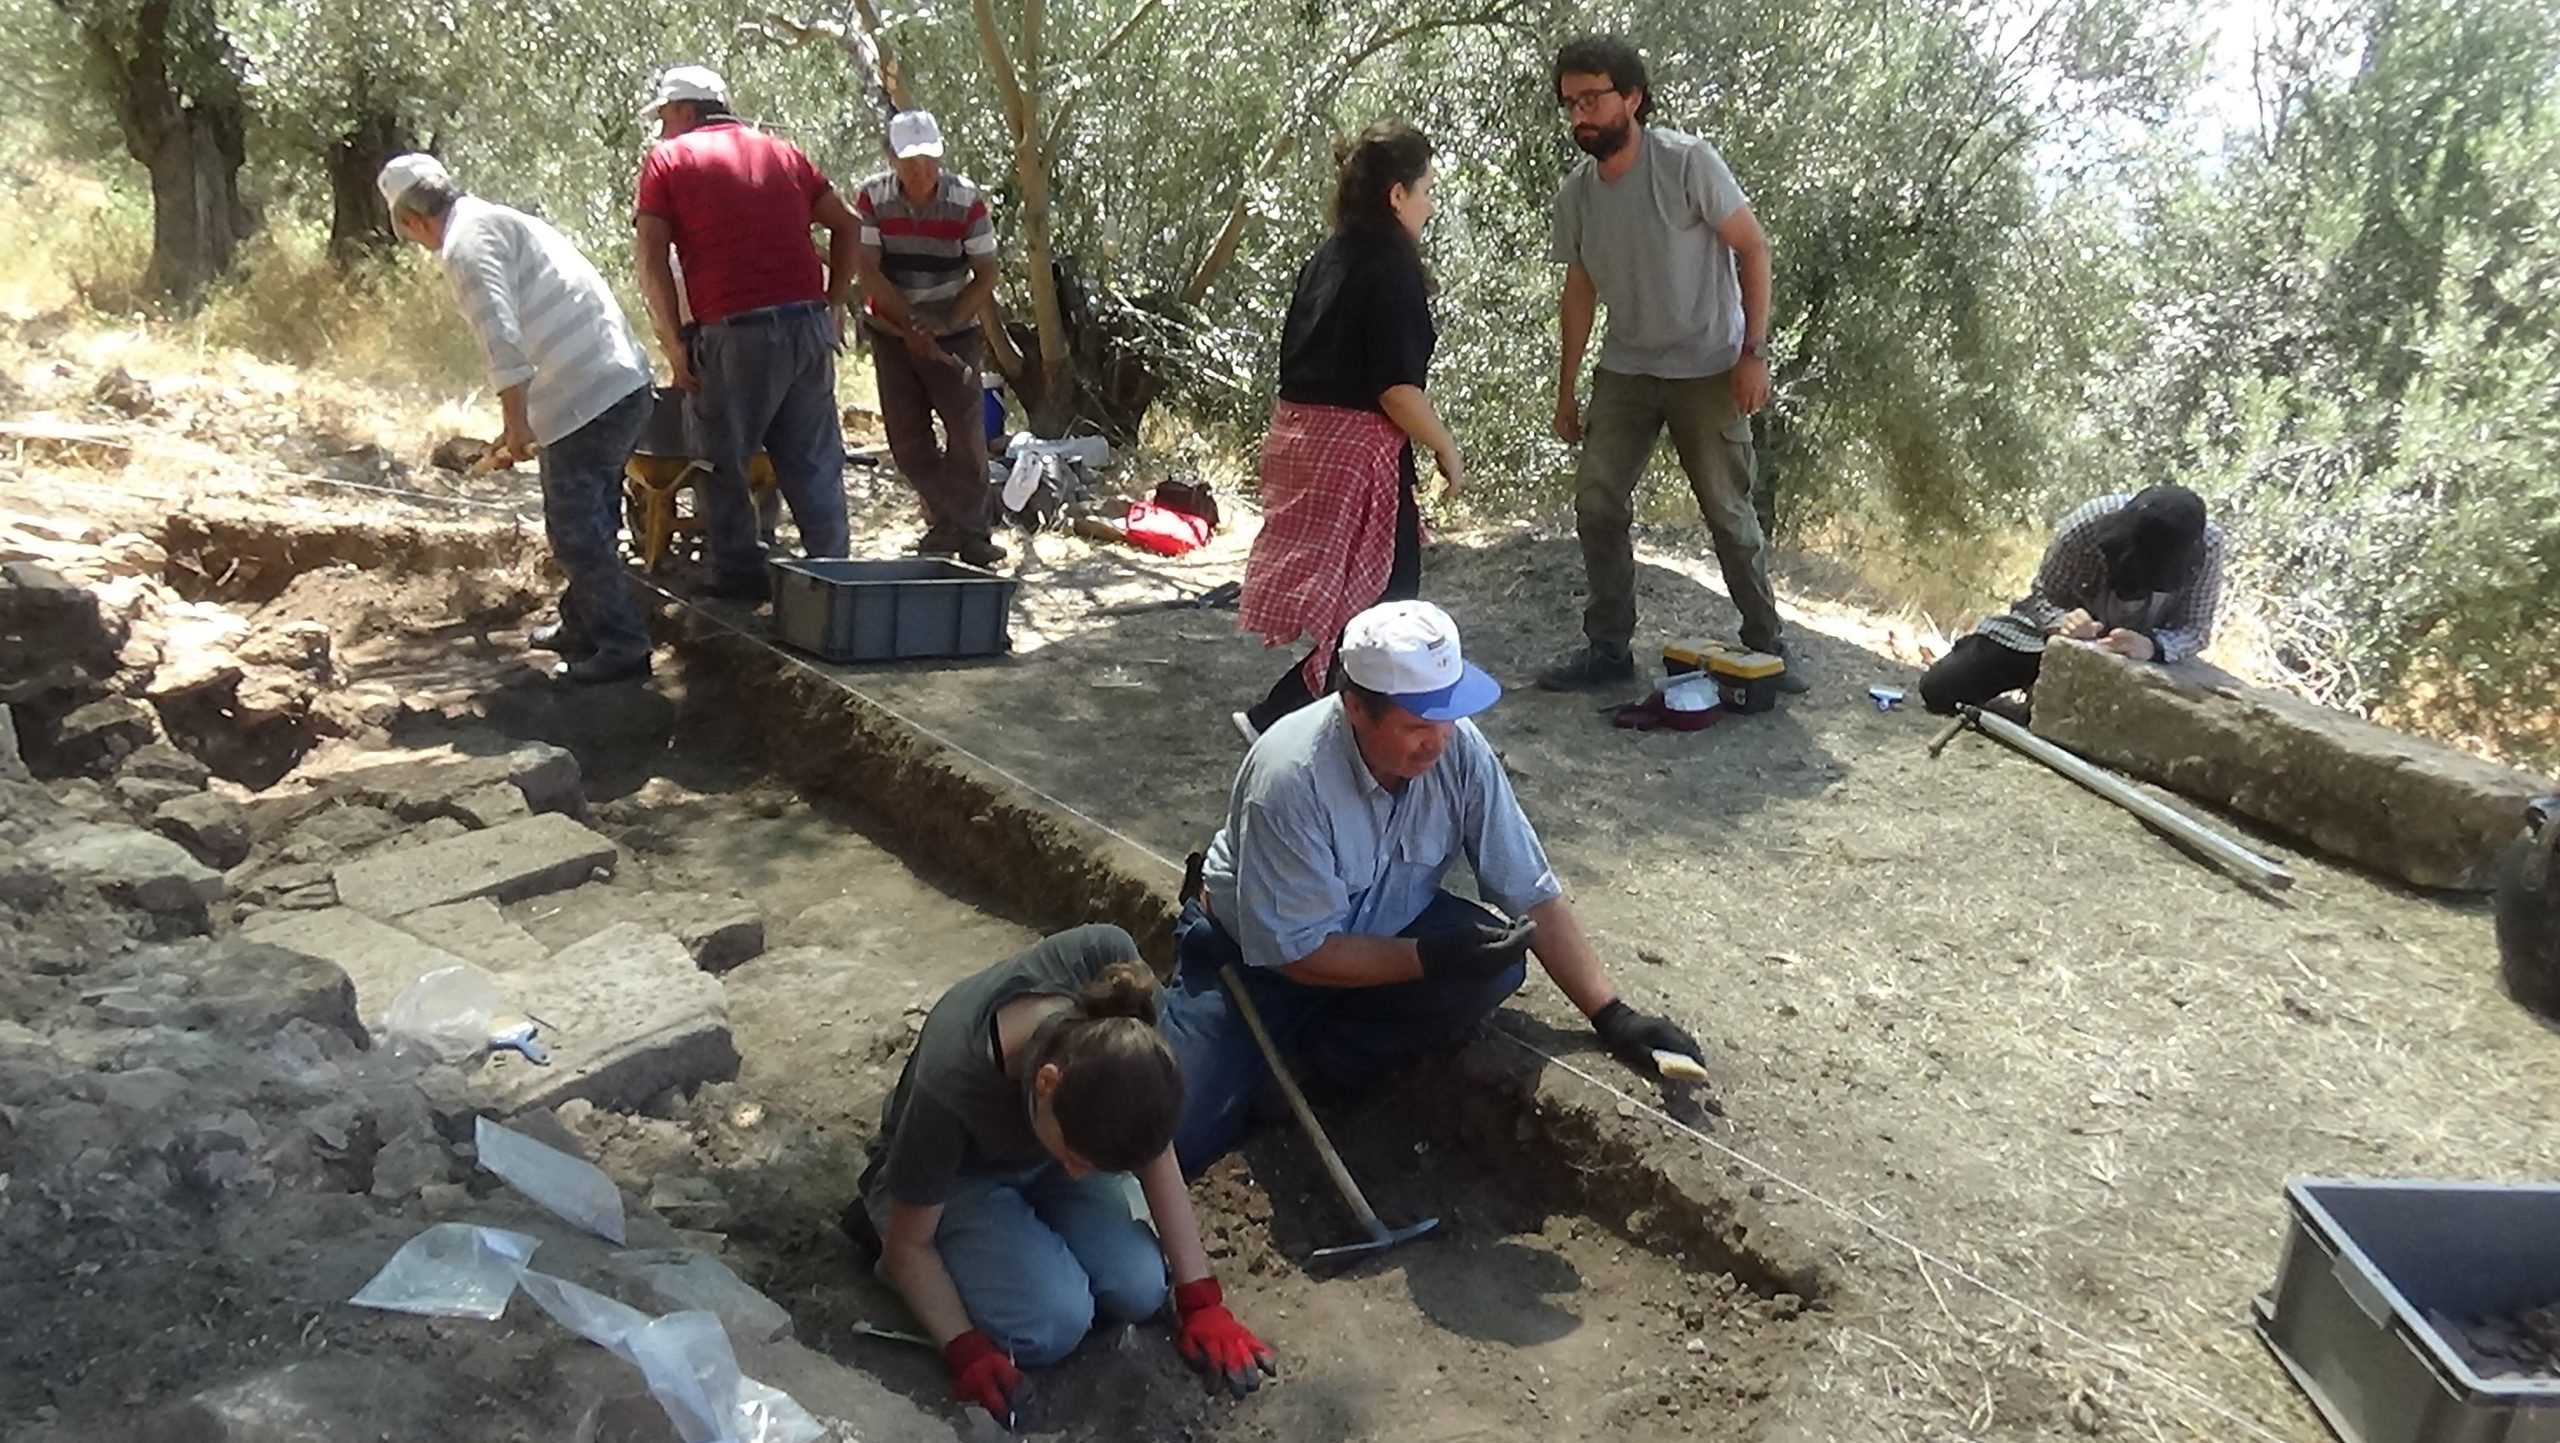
top-left (1234, 120), bottom-right (1465, 741)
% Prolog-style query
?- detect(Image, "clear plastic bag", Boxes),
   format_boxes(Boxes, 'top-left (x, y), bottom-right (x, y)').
top-left (475, 1116), bottom-right (628, 1244)
top-left (517, 1268), bottom-right (651, 1352)
top-left (620, 1311), bottom-right (824, 1443)
top-left (349, 1223), bottom-right (539, 1319)
top-left (381, 965), bottom-right (511, 1063)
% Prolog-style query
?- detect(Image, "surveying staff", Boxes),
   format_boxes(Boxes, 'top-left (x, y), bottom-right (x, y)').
top-left (1539, 36), bottom-right (1805, 697)
top-left (1161, 600), bottom-right (1707, 1175)
top-left (1918, 484), bottom-right (2225, 718)
top-left (635, 64), bottom-right (855, 601)
top-left (1232, 120), bottom-right (1460, 746)
top-left (379, 155), bottom-right (654, 685)
top-left (850, 925), bottom-right (1276, 1428)
top-left (851, 109), bottom-right (1007, 569)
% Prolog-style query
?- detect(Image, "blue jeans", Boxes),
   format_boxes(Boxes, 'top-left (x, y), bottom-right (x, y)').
top-left (1160, 891), bottom-right (1527, 1178)
top-left (540, 385), bottom-right (652, 664)
top-left (691, 306), bottom-right (850, 584)
top-left (865, 1166), bottom-right (1166, 1366)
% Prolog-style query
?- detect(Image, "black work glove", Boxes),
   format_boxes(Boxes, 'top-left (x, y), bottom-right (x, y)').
top-left (1414, 917), bottom-right (1537, 983)
top-left (1591, 999), bottom-right (1705, 1080)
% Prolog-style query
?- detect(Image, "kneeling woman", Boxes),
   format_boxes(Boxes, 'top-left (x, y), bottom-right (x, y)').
top-left (857, 925), bottom-right (1275, 1425)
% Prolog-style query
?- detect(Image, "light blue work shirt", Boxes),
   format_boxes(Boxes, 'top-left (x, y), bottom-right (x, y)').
top-left (1202, 696), bottom-right (1563, 971)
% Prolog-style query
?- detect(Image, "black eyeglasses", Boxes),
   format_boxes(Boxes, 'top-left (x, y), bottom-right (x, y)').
top-left (1558, 86), bottom-right (1622, 115)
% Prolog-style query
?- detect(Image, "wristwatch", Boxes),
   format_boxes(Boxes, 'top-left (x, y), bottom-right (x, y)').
top-left (1740, 339), bottom-right (1770, 361)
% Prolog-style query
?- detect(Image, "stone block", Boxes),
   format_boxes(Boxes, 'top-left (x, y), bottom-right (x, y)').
top-left (115, 774), bottom-right (200, 815)
top-left (300, 739), bottom-right (583, 822)
top-left (186, 938), bottom-right (369, 1047)
top-left (26, 821), bottom-right (225, 917)
top-left (448, 780), bottom-right (530, 829)
top-left (396, 897), bottom-right (551, 969)
top-left (154, 790), bottom-right (253, 869)
top-left (476, 923), bottom-right (736, 1115)
top-left (0, 703), bottom-right (25, 781)
top-left (332, 812), bottom-right (617, 918)
top-left (248, 907), bottom-right (474, 1026)
top-left (54, 694), bottom-right (159, 773)
top-left (2031, 641), bottom-right (2557, 890)
top-left (117, 741), bottom-right (211, 788)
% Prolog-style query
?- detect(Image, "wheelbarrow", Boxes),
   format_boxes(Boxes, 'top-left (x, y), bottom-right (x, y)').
top-left (622, 386), bottom-right (782, 573)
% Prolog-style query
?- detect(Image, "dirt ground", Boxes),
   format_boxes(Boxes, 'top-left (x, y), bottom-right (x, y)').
top-left (7, 319), bottom-right (2557, 1442)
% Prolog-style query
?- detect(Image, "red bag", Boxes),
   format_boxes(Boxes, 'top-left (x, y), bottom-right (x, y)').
top-left (1122, 501), bottom-right (1212, 557)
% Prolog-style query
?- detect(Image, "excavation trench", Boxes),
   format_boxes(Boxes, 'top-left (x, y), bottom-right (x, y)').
top-left (164, 518), bottom-right (1842, 1441)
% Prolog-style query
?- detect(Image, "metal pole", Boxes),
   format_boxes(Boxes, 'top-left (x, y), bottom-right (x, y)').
top-left (1967, 706), bottom-right (2296, 891)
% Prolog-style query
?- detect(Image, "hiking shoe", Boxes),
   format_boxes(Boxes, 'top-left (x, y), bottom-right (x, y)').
top-left (1230, 711), bottom-right (1261, 746)
top-left (1536, 644), bottom-right (1638, 692)
top-left (528, 621), bottom-right (593, 657)
top-left (1771, 647), bottom-right (1811, 695)
top-left (554, 652), bottom-right (652, 686)
top-left (956, 536), bottom-right (1008, 568)
top-left (908, 529), bottom-right (960, 557)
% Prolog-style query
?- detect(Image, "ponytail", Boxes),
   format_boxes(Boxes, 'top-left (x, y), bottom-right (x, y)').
top-left (1033, 961), bottom-right (1183, 1173)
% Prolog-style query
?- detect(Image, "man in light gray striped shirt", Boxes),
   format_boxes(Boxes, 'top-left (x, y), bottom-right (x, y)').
top-left (381, 154), bottom-right (656, 685)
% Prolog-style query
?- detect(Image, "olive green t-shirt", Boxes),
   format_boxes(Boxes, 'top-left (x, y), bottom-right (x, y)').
top-left (861, 924), bottom-right (1143, 1207)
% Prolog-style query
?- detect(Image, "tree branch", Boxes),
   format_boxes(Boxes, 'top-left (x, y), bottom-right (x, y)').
top-left (1042, 0), bottom-right (1167, 156)
top-left (973, 0), bottom-right (1033, 145)
top-left (743, 6), bottom-right (909, 113)
top-left (1177, 0), bottom-right (1533, 308)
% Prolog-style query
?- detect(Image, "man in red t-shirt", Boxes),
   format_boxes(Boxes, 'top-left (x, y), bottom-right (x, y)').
top-left (635, 64), bottom-right (856, 599)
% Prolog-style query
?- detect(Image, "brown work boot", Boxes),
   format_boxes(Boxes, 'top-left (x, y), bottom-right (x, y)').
top-left (956, 535), bottom-right (1008, 568)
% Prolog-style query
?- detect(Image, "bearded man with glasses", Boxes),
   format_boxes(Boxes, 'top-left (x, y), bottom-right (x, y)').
top-left (1538, 36), bottom-right (1804, 699)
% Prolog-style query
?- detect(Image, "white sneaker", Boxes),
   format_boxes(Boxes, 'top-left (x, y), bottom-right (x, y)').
top-left (1230, 711), bottom-right (1261, 746)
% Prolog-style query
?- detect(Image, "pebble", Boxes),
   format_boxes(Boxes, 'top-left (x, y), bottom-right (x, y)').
top-left (1684, 1336), bottom-right (1707, 1354)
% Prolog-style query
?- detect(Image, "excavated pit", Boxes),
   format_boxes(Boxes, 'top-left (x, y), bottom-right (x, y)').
top-left (58, 513), bottom-right (1844, 1440)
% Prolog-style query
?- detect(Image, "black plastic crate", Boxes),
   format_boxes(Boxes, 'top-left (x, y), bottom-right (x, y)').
top-left (2257, 1178), bottom-right (2560, 1443)
top-left (769, 557), bottom-right (1016, 662)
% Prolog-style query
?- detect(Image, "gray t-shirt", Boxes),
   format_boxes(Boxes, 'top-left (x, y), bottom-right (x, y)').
top-left (862, 924), bottom-right (1143, 1207)
top-left (1549, 128), bottom-right (1749, 379)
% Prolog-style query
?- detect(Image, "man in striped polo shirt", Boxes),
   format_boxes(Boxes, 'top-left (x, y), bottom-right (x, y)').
top-left (852, 110), bottom-right (1006, 568)
top-left (381, 154), bottom-right (656, 685)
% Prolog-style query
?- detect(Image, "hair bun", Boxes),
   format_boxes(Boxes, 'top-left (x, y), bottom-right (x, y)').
top-left (1332, 132), bottom-right (1361, 171)
top-left (1077, 960), bottom-right (1161, 1026)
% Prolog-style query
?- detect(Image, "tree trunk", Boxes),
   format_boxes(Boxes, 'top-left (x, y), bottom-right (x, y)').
top-left (81, 0), bottom-right (254, 308)
top-left (138, 98), bottom-right (249, 304)
top-left (327, 109), bottom-right (415, 266)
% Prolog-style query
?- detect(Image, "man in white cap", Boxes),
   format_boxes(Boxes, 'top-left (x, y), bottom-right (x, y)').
top-left (1160, 599), bottom-right (1707, 1173)
top-left (379, 154), bottom-right (656, 684)
top-left (851, 109), bottom-right (1005, 568)
top-left (635, 63), bottom-right (858, 600)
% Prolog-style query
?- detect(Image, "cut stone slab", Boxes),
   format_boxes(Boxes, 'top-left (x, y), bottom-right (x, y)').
top-left (2032, 641), bottom-right (2557, 891)
top-left (114, 773), bottom-right (200, 815)
top-left (474, 922), bottom-right (737, 1115)
top-left (154, 789), bottom-right (253, 869)
top-left (54, 694), bottom-right (159, 773)
top-left (26, 822), bottom-right (225, 916)
top-left (517, 885), bottom-right (767, 973)
top-left (289, 738), bottom-right (583, 822)
top-left (248, 907), bottom-right (478, 1024)
top-left (332, 812), bottom-right (617, 918)
top-left (397, 897), bottom-right (551, 969)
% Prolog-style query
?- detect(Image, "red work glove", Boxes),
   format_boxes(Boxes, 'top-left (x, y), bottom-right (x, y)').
top-left (942, 1330), bottom-right (1025, 1428)
top-left (1173, 1277), bottom-right (1278, 1397)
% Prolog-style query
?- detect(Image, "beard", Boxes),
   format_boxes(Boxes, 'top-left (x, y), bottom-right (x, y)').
top-left (1572, 117), bottom-right (1634, 159)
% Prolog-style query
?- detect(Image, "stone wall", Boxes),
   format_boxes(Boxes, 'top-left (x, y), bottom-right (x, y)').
top-left (2031, 641), bottom-right (2553, 891)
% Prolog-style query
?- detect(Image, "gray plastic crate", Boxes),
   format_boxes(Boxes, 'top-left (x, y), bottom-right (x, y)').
top-left (2257, 1178), bottom-right (2560, 1443)
top-left (769, 557), bottom-right (1016, 662)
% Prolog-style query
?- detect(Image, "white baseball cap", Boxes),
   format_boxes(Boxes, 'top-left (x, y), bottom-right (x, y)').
top-left (888, 110), bottom-right (945, 159)
top-left (1338, 600), bottom-right (1501, 722)
top-left (642, 64), bottom-right (728, 118)
top-left (376, 153), bottom-right (451, 210)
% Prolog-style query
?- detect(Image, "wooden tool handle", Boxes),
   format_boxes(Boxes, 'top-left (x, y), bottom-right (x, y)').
top-left (1219, 964), bottom-right (1385, 1235)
